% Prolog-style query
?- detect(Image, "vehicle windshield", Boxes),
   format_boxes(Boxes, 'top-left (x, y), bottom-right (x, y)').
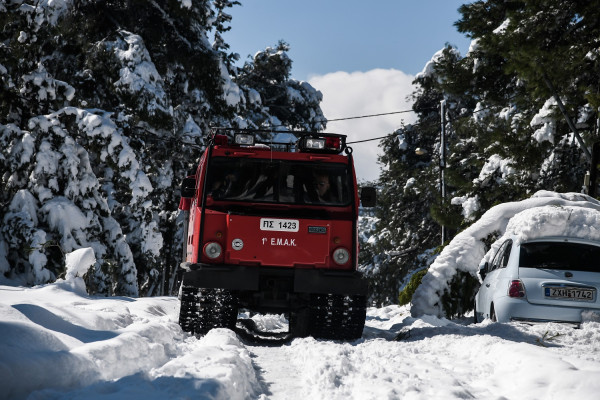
top-left (519, 241), bottom-right (600, 272)
top-left (206, 157), bottom-right (352, 206)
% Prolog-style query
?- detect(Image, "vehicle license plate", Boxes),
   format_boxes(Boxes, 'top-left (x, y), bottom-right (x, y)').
top-left (544, 286), bottom-right (595, 301)
top-left (260, 218), bottom-right (299, 232)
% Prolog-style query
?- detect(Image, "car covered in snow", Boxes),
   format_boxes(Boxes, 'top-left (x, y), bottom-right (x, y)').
top-left (474, 206), bottom-right (600, 324)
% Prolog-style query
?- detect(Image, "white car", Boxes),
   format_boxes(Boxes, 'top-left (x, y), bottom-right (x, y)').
top-left (475, 236), bottom-right (600, 324)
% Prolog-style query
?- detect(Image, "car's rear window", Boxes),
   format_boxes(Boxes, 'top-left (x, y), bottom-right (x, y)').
top-left (519, 241), bottom-right (600, 272)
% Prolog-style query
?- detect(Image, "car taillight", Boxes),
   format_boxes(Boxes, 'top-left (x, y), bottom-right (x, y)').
top-left (333, 247), bottom-right (350, 265)
top-left (508, 280), bottom-right (526, 298)
top-left (203, 242), bottom-right (222, 259)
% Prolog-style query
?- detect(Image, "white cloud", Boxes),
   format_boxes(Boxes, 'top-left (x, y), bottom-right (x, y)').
top-left (309, 69), bottom-right (417, 182)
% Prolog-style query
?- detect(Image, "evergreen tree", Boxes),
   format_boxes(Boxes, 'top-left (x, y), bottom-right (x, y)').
top-left (371, 1), bottom-right (600, 310)
top-left (236, 41), bottom-right (326, 131)
top-left (0, 0), bottom-right (327, 295)
top-left (366, 47), bottom-right (471, 306)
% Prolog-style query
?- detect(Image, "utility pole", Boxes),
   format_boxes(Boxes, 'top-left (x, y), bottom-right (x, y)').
top-left (590, 141), bottom-right (600, 197)
top-left (440, 100), bottom-right (446, 246)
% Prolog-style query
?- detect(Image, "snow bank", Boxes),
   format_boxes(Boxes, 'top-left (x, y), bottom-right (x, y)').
top-left (411, 191), bottom-right (600, 318)
top-left (155, 329), bottom-right (259, 400)
top-left (2, 280), bottom-right (600, 399)
top-left (0, 281), bottom-right (260, 400)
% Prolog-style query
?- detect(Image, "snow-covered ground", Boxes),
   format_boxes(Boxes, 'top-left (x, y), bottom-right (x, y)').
top-left (2, 275), bottom-right (600, 400)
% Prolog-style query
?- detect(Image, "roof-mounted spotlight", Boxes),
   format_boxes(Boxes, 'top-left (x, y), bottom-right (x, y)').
top-left (298, 134), bottom-right (345, 154)
top-left (234, 133), bottom-right (255, 146)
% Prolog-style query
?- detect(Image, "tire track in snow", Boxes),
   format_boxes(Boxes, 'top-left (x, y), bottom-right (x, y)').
top-left (250, 343), bottom-right (307, 400)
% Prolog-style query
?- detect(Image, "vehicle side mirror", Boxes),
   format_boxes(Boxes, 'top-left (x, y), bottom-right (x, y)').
top-left (360, 187), bottom-right (377, 207)
top-left (181, 177), bottom-right (197, 198)
top-left (479, 262), bottom-right (488, 280)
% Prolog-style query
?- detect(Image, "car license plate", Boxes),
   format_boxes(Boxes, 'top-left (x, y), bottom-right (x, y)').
top-left (544, 286), bottom-right (595, 301)
top-left (260, 218), bottom-right (299, 232)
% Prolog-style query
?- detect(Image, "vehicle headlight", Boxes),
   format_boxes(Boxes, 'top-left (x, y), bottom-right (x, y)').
top-left (204, 242), bottom-right (222, 259)
top-left (333, 247), bottom-right (350, 265)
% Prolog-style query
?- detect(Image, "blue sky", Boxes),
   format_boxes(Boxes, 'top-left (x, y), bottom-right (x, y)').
top-left (224, 1), bottom-right (473, 181)
top-left (225, 0), bottom-right (471, 81)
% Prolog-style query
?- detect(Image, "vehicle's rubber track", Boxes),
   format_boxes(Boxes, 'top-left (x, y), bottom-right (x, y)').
top-left (180, 288), bottom-right (366, 340)
top-left (178, 285), bottom-right (200, 333)
top-left (309, 294), bottom-right (367, 340)
top-left (178, 286), bottom-right (238, 334)
top-left (291, 294), bottom-right (366, 340)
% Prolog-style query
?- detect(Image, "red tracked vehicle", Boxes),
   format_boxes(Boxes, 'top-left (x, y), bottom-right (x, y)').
top-left (178, 129), bottom-right (376, 340)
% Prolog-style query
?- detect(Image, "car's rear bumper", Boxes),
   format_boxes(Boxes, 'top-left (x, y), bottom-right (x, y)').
top-left (495, 296), bottom-right (600, 324)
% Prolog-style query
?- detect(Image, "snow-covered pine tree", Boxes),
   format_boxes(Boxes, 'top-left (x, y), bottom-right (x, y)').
top-left (235, 41), bottom-right (326, 132)
top-left (368, 0), bottom-right (600, 311)
top-left (363, 0), bottom-right (600, 315)
top-left (452, 0), bottom-right (599, 209)
top-left (1, 0), bottom-right (327, 295)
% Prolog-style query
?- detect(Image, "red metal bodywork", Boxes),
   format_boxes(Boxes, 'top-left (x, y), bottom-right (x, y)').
top-left (181, 145), bottom-right (359, 269)
top-left (178, 135), bottom-right (367, 312)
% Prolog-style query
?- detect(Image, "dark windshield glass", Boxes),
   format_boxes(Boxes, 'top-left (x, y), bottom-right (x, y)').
top-left (207, 157), bottom-right (352, 206)
top-left (519, 241), bottom-right (600, 272)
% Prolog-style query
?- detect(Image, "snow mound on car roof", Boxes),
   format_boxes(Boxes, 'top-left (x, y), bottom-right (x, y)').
top-left (505, 205), bottom-right (600, 244)
top-left (410, 191), bottom-right (600, 318)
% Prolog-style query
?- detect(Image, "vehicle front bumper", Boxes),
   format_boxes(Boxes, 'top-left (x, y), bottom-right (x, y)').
top-left (181, 263), bottom-right (368, 296)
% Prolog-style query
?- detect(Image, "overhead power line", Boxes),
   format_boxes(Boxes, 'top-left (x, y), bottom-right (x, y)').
top-left (133, 102), bottom-right (506, 147)
top-left (348, 135), bottom-right (395, 144)
top-left (345, 100), bottom-right (517, 145)
top-left (327, 109), bottom-right (418, 122)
